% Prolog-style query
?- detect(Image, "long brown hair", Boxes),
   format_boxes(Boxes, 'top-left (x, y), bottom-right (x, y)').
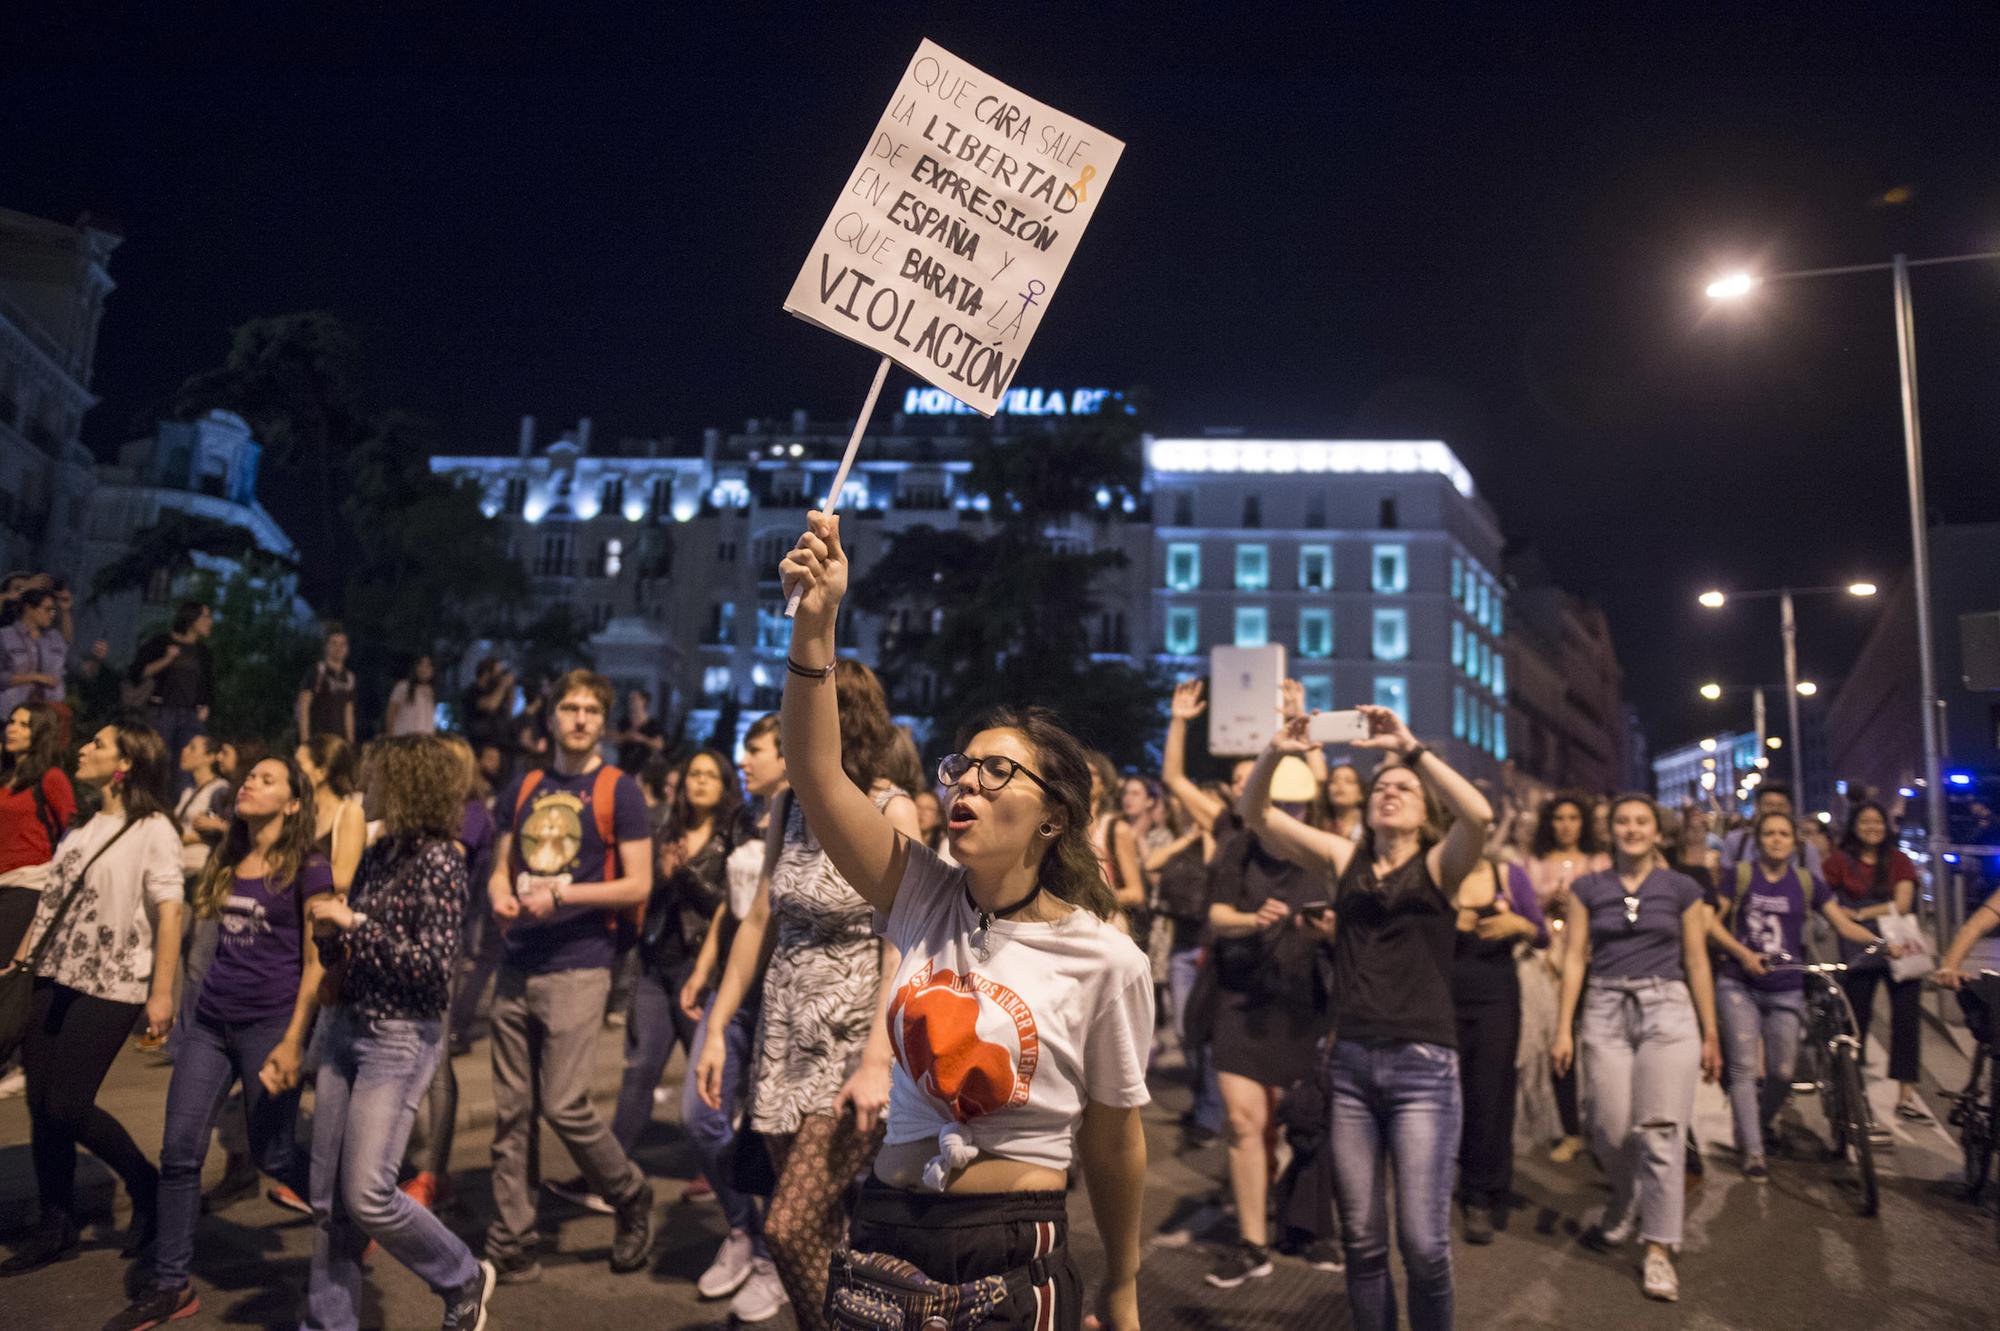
top-left (107, 723), bottom-right (177, 829)
top-left (959, 707), bottom-right (1116, 920)
top-left (833, 659), bottom-right (898, 793)
top-left (192, 756), bottom-right (318, 919)
top-left (4, 702), bottom-right (65, 794)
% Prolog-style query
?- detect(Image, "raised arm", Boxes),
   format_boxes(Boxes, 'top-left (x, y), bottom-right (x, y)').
top-left (778, 512), bottom-right (913, 916)
top-left (1238, 732), bottom-right (1350, 876)
top-left (1162, 680), bottom-right (1225, 832)
top-left (1936, 898), bottom-right (2000, 987)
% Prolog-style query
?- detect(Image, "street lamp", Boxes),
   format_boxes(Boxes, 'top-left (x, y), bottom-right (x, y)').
top-left (1699, 682), bottom-right (1723, 700)
top-left (1697, 585), bottom-right (1872, 806)
top-left (1706, 248), bottom-right (2000, 872)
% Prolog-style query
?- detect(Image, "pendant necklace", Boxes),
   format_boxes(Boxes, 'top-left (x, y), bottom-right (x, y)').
top-left (969, 881), bottom-right (1045, 961)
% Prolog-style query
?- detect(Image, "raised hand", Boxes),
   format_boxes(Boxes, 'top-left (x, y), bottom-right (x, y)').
top-left (1170, 678), bottom-right (1207, 721)
top-left (1351, 704), bottom-right (1418, 755)
top-left (778, 510), bottom-right (849, 629)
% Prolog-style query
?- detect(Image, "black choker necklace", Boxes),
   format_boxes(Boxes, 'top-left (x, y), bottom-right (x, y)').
top-left (968, 882), bottom-right (1043, 960)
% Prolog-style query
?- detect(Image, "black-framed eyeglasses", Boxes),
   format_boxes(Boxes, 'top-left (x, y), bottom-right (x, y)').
top-left (938, 752), bottom-right (1052, 796)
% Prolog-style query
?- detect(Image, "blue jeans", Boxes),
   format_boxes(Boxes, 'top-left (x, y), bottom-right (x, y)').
top-left (680, 997), bottom-right (768, 1253)
top-left (1580, 978), bottom-right (1701, 1247)
top-left (1716, 976), bottom-right (1805, 1160)
top-left (1328, 1040), bottom-right (1461, 1331)
top-left (610, 960), bottom-right (698, 1153)
top-left (154, 1011), bottom-right (306, 1289)
top-left (1168, 945), bottom-right (1222, 1134)
top-left (304, 1008), bottom-right (478, 1331)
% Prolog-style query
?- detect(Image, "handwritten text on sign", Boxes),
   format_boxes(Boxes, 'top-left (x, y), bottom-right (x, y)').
top-left (783, 39), bottom-right (1123, 417)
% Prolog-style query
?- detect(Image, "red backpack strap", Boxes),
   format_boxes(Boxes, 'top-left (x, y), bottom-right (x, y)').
top-left (590, 764), bottom-right (644, 945)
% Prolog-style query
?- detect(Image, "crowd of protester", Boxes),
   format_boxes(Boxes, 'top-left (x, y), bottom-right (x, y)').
top-left (0, 537), bottom-right (1995, 1331)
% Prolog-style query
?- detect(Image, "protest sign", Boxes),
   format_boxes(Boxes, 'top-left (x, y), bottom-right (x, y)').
top-left (783, 38), bottom-right (1123, 417)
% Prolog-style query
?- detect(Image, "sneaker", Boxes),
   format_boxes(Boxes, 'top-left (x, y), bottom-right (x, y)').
top-left (1582, 1212), bottom-right (1634, 1252)
top-left (1548, 1135), bottom-right (1585, 1164)
top-left (1791, 1080), bottom-right (1817, 1094)
top-left (610, 1181), bottom-right (655, 1273)
top-left (0, 1067), bottom-right (24, 1100)
top-left (1896, 1099), bottom-right (1934, 1124)
top-left (1302, 1239), bottom-right (1345, 1272)
top-left (697, 1229), bottom-right (754, 1299)
top-left (730, 1257), bottom-right (788, 1323)
top-left (441, 1259), bottom-right (495, 1331)
top-left (99, 1283), bottom-right (199, 1330)
top-left (1642, 1248), bottom-right (1679, 1302)
top-left (1461, 1203), bottom-right (1495, 1245)
top-left (1744, 1158), bottom-right (1769, 1183)
top-left (202, 1158), bottom-right (260, 1213)
top-left (401, 1172), bottom-right (440, 1211)
top-left (681, 1174), bottom-right (716, 1202)
top-left (267, 1183), bottom-right (312, 1215)
top-left (490, 1251), bottom-right (543, 1286)
top-left (545, 1176), bottom-right (614, 1215)
top-left (1204, 1242), bottom-right (1273, 1289)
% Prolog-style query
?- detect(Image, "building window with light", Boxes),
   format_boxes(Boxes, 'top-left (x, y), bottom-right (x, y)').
top-left (1480, 641), bottom-right (1495, 689)
top-left (1475, 579), bottom-right (1489, 628)
top-left (1235, 607), bottom-right (1269, 648)
top-left (1492, 712), bottom-right (1508, 761)
top-left (1451, 556), bottom-right (1463, 600)
top-left (1451, 620), bottom-right (1465, 668)
top-left (1299, 608), bottom-right (1333, 659)
top-left (707, 601), bottom-right (735, 645)
top-left (1298, 545), bottom-right (1333, 591)
top-left (601, 538), bottom-right (623, 577)
top-left (1463, 565), bottom-right (1479, 616)
top-left (1465, 635), bottom-right (1481, 680)
top-left (1373, 675), bottom-right (1408, 723)
top-left (1468, 696), bottom-right (1482, 747)
top-left (701, 666), bottom-right (732, 700)
top-left (1453, 685), bottom-right (1466, 739)
top-left (1371, 543), bottom-right (1408, 594)
top-left (1302, 675), bottom-right (1334, 713)
top-left (1492, 653), bottom-right (1506, 700)
top-left (1235, 544), bottom-right (1269, 591)
top-left (1372, 607), bottom-right (1409, 661)
top-left (1165, 606), bottom-right (1199, 656)
top-left (1165, 543), bottom-right (1200, 591)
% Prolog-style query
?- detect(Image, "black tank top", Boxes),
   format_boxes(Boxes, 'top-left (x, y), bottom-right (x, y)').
top-left (1332, 845), bottom-right (1458, 1048)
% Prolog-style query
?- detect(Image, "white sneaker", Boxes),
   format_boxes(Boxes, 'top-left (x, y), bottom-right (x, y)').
top-left (730, 1256), bottom-right (788, 1323)
top-left (544, 1176), bottom-right (614, 1215)
top-left (0, 1068), bottom-right (24, 1100)
top-left (698, 1229), bottom-right (754, 1299)
top-left (1643, 1248), bottom-right (1679, 1302)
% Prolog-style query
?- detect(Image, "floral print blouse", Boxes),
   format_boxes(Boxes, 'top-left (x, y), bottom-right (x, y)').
top-left (317, 837), bottom-right (466, 1021)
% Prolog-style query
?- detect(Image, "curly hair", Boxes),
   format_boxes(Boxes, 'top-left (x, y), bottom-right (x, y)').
top-left (958, 707), bottom-right (1116, 920)
top-left (193, 756), bottom-right (320, 919)
top-left (1531, 790), bottom-right (1602, 859)
top-left (370, 735), bottom-right (468, 841)
top-left (833, 659), bottom-right (898, 794)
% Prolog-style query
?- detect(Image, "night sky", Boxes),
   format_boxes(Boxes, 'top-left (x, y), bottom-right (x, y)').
top-left (9, 7), bottom-right (2000, 755)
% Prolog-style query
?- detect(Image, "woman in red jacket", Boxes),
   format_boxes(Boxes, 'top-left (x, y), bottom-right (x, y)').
top-left (0, 703), bottom-right (76, 960)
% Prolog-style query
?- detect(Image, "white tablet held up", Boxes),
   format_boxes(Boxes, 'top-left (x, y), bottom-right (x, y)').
top-left (1206, 644), bottom-right (1286, 757)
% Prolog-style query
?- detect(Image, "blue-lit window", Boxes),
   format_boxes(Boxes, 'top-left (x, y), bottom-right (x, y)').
top-left (1493, 653), bottom-right (1506, 700)
top-left (1235, 607), bottom-right (1269, 648)
top-left (1302, 675), bottom-right (1334, 714)
top-left (1298, 545), bottom-right (1333, 591)
top-left (1371, 544), bottom-right (1408, 594)
top-left (1491, 593), bottom-right (1503, 636)
top-left (701, 666), bottom-right (732, 699)
top-left (1451, 620), bottom-right (1465, 667)
top-left (1373, 675), bottom-right (1408, 723)
top-left (1451, 556), bottom-right (1463, 600)
top-left (1299, 608), bottom-right (1333, 659)
top-left (1480, 641), bottom-right (1495, 689)
top-left (1465, 635), bottom-right (1480, 679)
top-left (756, 602), bottom-right (790, 653)
top-left (1452, 685), bottom-right (1466, 739)
top-left (1235, 544), bottom-right (1269, 592)
top-left (1475, 580), bottom-right (1489, 628)
top-left (1372, 608), bottom-right (1409, 661)
top-left (1165, 542), bottom-right (1200, 592)
top-left (1463, 564), bottom-right (1479, 615)
top-left (1165, 606), bottom-right (1199, 656)
top-left (1467, 696), bottom-right (1482, 747)
top-left (1493, 712), bottom-right (1508, 761)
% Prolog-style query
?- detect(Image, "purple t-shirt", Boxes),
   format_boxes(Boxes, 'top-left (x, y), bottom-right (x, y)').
top-left (496, 764), bottom-right (650, 975)
top-left (197, 856), bottom-right (334, 1025)
top-left (1722, 865), bottom-right (1818, 992)
top-left (1576, 867), bottom-right (1704, 982)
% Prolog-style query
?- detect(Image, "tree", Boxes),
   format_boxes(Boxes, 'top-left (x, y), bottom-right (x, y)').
top-left (176, 313), bottom-right (367, 613)
top-left (88, 511), bottom-right (280, 604)
top-left (171, 555), bottom-right (322, 743)
top-left (854, 401), bottom-right (1163, 767)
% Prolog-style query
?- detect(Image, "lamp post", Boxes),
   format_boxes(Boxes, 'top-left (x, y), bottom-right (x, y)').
top-left (1697, 585), bottom-right (1869, 805)
top-left (1706, 247), bottom-right (2000, 869)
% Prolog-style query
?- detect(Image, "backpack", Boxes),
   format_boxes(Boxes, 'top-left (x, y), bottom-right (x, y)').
top-left (1731, 860), bottom-right (1820, 920)
top-left (512, 764), bottom-right (645, 951)
top-left (1153, 836), bottom-right (1210, 922)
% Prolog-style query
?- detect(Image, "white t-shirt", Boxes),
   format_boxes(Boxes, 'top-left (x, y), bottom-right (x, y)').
top-left (27, 812), bottom-right (184, 1004)
top-left (174, 778), bottom-right (229, 877)
top-left (877, 842), bottom-right (1153, 1181)
top-left (386, 680), bottom-right (438, 735)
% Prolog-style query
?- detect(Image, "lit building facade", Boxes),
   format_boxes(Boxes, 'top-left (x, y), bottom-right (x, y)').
top-left (1653, 729), bottom-right (1762, 810)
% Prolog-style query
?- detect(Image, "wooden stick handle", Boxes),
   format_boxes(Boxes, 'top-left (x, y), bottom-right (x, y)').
top-left (784, 355), bottom-right (891, 618)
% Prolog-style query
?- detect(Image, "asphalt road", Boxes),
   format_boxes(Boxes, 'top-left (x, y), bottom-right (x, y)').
top-left (0, 1002), bottom-right (1994, 1330)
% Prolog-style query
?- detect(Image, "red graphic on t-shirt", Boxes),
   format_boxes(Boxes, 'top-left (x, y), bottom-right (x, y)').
top-left (889, 962), bottom-right (1039, 1121)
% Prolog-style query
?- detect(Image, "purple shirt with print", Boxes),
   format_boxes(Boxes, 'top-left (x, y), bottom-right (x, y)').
top-left (197, 856), bottom-right (333, 1025)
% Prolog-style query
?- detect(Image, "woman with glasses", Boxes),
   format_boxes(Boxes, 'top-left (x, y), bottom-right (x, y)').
top-left (1551, 795), bottom-right (1722, 1304)
top-left (696, 656), bottom-right (918, 1331)
top-left (757, 512), bottom-right (1151, 1331)
top-left (1239, 705), bottom-right (1491, 1331)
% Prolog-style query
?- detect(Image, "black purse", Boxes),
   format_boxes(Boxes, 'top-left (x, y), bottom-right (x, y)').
top-left (0, 816), bottom-right (141, 1062)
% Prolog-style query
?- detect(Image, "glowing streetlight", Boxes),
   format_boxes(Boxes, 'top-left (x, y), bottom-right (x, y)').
top-left (1700, 683), bottom-right (1723, 700)
top-left (1700, 772), bottom-right (1717, 790)
top-left (1706, 273), bottom-right (1760, 300)
top-left (1767, 735), bottom-right (1783, 749)
top-left (1698, 590), bottom-right (1727, 609)
top-left (1699, 737), bottom-right (1718, 752)
top-left (1796, 680), bottom-right (1819, 697)
top-left (1848, 582), bottom-right (1878, 597)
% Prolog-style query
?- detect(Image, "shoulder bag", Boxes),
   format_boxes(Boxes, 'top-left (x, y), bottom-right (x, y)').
top-left (0, 816), bottom-right (141, 1061)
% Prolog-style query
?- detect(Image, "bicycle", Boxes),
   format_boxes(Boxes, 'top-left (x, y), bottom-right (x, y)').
top-left (1762, 951), bottom-right (1880, 1217)
top-left (1937, 970), bottom-right (2000, 1236)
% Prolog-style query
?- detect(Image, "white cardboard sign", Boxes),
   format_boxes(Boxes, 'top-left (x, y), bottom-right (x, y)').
top-left (783, 38), bottom-right (1123, 417)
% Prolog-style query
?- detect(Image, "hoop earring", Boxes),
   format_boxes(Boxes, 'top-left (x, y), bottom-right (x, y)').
top-left (1038, 822), bottom-right (1057, 838)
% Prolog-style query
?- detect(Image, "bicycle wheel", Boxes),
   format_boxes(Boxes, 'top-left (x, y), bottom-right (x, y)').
top-left (1959, 1050), bottom-right (1993, 1203)
top-left (1829, 1046), bottom-right (1878, 1217)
